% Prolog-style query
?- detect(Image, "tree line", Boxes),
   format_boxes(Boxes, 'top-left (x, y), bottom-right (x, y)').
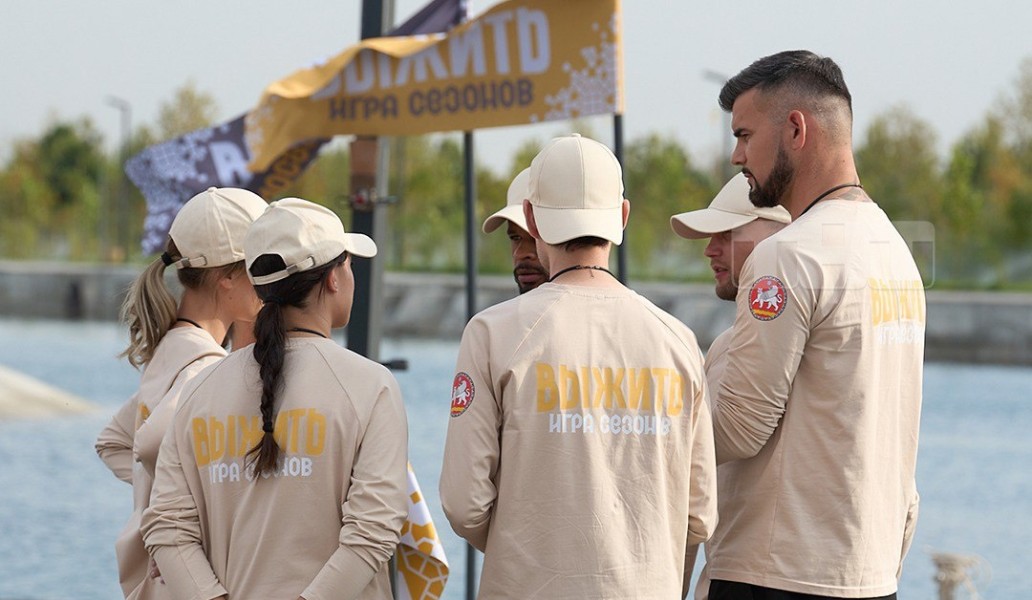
top-left (2, 61), bottom-right (1031, 289)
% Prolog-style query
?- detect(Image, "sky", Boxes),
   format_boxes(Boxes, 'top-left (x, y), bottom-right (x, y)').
top-left (2, 0), bottom-right (1030, 176)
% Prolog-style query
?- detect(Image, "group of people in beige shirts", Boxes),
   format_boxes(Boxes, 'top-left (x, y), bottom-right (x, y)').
top-left (96, 50), bottom-right (925, 600)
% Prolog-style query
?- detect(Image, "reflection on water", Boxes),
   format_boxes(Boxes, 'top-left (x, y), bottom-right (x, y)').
top-left (0, 319), bottom-right (1028, 599)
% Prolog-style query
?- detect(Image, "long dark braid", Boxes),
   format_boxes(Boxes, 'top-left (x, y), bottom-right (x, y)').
top-left (245, 251), bottom-right (347, 477)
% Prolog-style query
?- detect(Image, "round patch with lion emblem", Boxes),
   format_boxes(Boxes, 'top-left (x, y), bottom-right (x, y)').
top-left (450, 372), bottom-right (475, 417)
top-left (748, 275), bottom-right (787, 321)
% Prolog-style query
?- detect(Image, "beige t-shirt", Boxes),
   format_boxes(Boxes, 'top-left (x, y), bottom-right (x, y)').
top-left (440, 282), bottom-right (718, 599)
top-left (142, 337), bottom-right (409, 600)
top-left (709, 199), bottom-right (924, 597)
top-left (94, 327), bottom-right (226, 599)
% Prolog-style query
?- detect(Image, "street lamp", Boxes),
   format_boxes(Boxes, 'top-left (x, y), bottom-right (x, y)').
top-left (702, 70), bottom-right (733, 182)
top-left (106, 95), bottom-right (131, 262)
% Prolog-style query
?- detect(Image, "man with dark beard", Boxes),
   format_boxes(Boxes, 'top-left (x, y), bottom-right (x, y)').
top-left (705, 51), bottom-right (926, 600)
top-left (482, 168), bottom-right (549, 293)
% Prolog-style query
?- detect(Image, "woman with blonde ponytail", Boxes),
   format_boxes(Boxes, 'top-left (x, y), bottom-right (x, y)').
top-left (94, 187), bottom-right (267, 600)
top-left (143, 198), bottom-right (408, 600)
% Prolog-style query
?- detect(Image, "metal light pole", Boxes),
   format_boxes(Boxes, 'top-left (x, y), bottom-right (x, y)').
top-left (106, 96), bottom-right (131, 262)
top-left (350, 0), bottom-right (391, 361)
top-left (702, 70), bottom-right (733, 182)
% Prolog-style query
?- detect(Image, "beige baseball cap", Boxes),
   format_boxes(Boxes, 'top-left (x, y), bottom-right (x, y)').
top-left (167, 187), bottom-right (268, 269)
top-left (482, 168), bottom-right (530, 233)
top-left (528, 134), bottom-right (626, 245)
top-left (670, 173), bottom-right (791, 239)
top-left (244, 198), bottom-right (377, 286)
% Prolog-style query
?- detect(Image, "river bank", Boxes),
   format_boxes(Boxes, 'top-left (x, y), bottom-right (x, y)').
top-left (1, 260), bottom-right (1030, 365)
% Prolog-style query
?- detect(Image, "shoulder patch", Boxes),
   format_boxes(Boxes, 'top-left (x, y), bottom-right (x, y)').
top-left (450, 372), bottom-right (475, 417)
top-left (748, 275), bottom-right (788, 321)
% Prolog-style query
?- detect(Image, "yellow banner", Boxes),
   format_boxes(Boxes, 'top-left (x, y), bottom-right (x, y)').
top-left (245, 0), bottom-right (622, 170)
top-left (397, 463), bottom-right (449, 599)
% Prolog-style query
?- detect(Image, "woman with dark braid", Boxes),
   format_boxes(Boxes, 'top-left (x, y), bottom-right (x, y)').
top-left (142, 198), bottom-right (408, 600)
top-left (95, 187), bottom-right (267, 600)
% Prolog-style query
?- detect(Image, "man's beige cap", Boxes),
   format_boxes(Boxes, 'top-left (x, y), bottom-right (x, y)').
top-left (528, 134), bottom-right (625, 245)
top-left (670, 174), bottom-right (791, 239)
top-left (482, 168), bottom-right (531, 234)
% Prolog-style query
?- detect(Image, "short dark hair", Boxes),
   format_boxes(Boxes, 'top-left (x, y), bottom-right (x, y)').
top-left (718, 50), bottom-right (852, 116)
top-left (560, 236), bottom-right (610, 252)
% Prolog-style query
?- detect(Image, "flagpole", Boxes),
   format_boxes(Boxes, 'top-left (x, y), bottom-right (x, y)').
top-left (353, 1), bottom-right (393, 594)
top-left (350, 0), bottom-right (390, 363)
top-left (614, 113), bottom-right (627, 283)
top-left (462, 129), bottom-right (479, 600)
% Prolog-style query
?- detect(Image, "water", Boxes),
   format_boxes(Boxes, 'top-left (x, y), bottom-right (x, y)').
top-left (0, 318), bottom-right (1029, 599)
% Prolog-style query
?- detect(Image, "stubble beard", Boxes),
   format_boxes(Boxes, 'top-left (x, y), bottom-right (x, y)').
top-left (716, 280), bottom-right (738, 302)
top-left (514, 263), bottom-right (549, 294)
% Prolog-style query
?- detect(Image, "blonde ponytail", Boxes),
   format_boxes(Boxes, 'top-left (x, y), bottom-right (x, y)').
top-left (120, 256), bottom-right (178, 369)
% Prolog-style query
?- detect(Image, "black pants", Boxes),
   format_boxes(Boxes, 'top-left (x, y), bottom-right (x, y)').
top-left (709, 579), bottom-right (897, 600)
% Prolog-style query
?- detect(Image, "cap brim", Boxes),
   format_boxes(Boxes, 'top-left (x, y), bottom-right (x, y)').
top-left (482, 204), bottom-right (529, 233)
top-left (670, 209), bottom-right (757, 240)
top-left (345, 233), bottom-right (378, 258)
top-left (532, 205), bottom-right (624, 245)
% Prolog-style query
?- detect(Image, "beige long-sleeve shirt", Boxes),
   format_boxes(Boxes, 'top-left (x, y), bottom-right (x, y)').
top-left (94, 327), bottom-right (226, 598)
top-left (142, 337), bottom-right (408, 600)
top-left (440, 282), bottom-right (718, 599)
top-left (709, 199), bottom-right (925, 597)
top-left (696, 323), bottom-right (920, 600)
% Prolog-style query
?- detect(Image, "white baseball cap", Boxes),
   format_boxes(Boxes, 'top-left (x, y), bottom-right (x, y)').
top-left (670, 174), bottom-right (791, 239)
top-left (482, 168), bottom-right (530, 233)
top-left (527, 134), bottom-right (626, 245)
top-left (244, 198), bottom-right (377, 286)
top-left (167, 187), bottom-right (268, 269)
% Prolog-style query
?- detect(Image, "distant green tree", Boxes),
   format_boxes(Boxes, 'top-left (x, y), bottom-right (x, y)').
top-left (37, 120), bottom-right (105, 207)
top-left (855, 105), bottom-right (944, 223)
top-left (156, 81), bottom-right (220, 140)
top-left (623, 134), bottom-right (716, 279)
top-left (474, 166), bottom-right (510, 275)
top-left (509, 138), bottom-right (542, 178)
top-left (0, 156), bottom-right (50, 257)
top-left (279, 142), bottom-right (350, 211)
top-left (941, 116), bottom-right (1016, 283)
top-left (0, 119), bottom-right (105, 259)
top-left (388, 135), bottom-right (466, 270)
top-left (1000, 57), bottom-right (1032, 152)
top-left (995, 57), bottom-right (1032, 259)
top-left (113, 82), bottom-right (222, 261)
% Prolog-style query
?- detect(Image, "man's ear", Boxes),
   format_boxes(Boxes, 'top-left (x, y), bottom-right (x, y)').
top-left (523, 200), bottom-right (542, 240)
top-left (786, 109), bottom-right (807, 150)
top-left (621, 199), bottom-right (630, 229)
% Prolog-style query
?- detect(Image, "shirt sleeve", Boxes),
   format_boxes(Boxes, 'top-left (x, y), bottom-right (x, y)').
top-left (142, 407), bottom-right (228, 600)
top-left (135, 356), bottom-right (222, 477)
top-left (712, 246), bottom-right (814, 463)
top-left (95, 392), bottom-right (140, 484)
top-left (439, 317), bottom-right (500, 552)
top-left (302, 376), bottom-right (409, 600)
top-left (687, 381), bottom-right (718, 547)
top-left (683, 543), bottom-right (700, 600)
top-left (898, 487), bottom-right (920, 579)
